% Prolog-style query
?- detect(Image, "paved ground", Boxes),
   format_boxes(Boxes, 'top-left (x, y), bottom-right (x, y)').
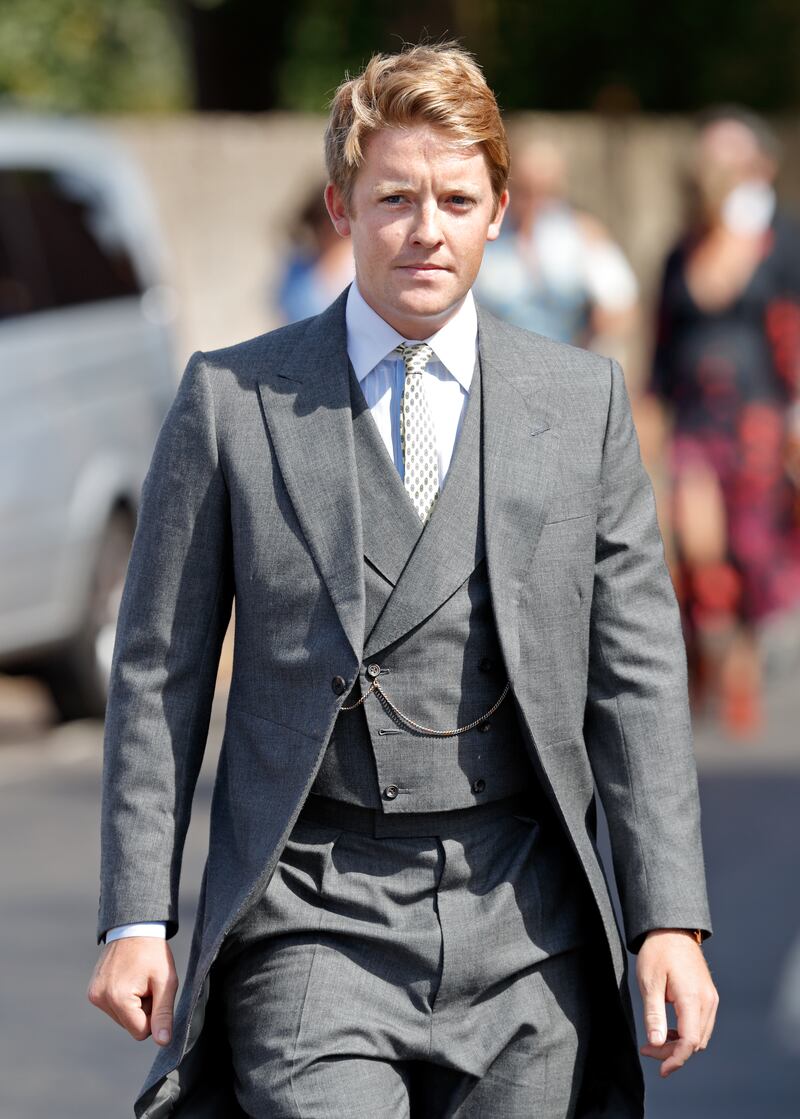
top-left (0, 669), bottom-right (798, 1118)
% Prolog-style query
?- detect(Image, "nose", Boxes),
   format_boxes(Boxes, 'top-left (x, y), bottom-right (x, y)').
top-left (411, 201), bottom-right (444, 248)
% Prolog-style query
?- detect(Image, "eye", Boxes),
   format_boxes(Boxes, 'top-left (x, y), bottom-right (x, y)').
top-left (448, 195), bottom-right (473, 208)
top-left (382, 194), bottom-right (406, 205)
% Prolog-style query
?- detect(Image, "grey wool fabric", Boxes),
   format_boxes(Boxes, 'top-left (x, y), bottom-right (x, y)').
top-left (97, 286), bottom-right (712, 1118)
top-left (311, 352), bottom-right (538, 811)
top-left (213, 810), bottom-right (596, 1118)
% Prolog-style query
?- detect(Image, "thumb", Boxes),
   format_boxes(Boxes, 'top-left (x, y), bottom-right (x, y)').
top-left (641, 977), bottom-right (668, 1046)
top-left (150, 971), bottom-right (177, 1046)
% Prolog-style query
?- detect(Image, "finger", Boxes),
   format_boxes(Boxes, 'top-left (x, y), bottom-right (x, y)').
top-left (639, 973), bottom-right (669, 1047)
top-left (639, 1028), bottom-right (679, 1060)
top-left (95, 998), bottom-right (125, 1030)
top-left (700, 988), bottom-right (720, 1050)
top-left (102, 1002), bottom-right (126, 1030)
top-left (661, 998), bottom-right (701, 1077)
top-left (150, 970), bottom-right (178, 1046)
top-left (87, 977), bottom-right (126, 1031)
top-left (660, 1038), bottom-right (695, 1077)
top-left (112, 989), bottom-right (151, 1041)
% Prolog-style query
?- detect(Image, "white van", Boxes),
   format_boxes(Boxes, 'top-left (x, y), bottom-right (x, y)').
top-left (0, 113), bottom-right (178, 720)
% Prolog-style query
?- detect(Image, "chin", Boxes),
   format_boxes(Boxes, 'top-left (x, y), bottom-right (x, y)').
top-left (391, 286), bottom-right (461, 321)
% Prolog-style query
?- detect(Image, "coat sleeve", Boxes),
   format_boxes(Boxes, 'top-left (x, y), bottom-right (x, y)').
top-left (583, 357), bottom-right (712, 954)
top-left (97, 351), bottom-right (234, 942)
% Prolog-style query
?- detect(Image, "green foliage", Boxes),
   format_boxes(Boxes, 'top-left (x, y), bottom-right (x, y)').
top-left (277, 0), bottom-right (385, 111)
top-left (486, 0), bottom-right (800, 111)
top-left (275, 0), bottom-right (800, 113)
top-left (0, 0), bottom-right (798, 114)
top-left (0, 0), bottom-right (189, 113)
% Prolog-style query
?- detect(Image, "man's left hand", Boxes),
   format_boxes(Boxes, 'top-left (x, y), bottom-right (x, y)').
top-left (637, 928), bottom-right (719, 1077)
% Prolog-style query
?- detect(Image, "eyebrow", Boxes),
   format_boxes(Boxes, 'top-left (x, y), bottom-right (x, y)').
top-left (371, 182), bottom-right (413, 194)
top-left (371, 182), bottom-right (482, 195)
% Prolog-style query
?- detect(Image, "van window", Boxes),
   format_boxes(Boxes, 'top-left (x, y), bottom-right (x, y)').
top-left (0, 166), bottom-right (141, 319)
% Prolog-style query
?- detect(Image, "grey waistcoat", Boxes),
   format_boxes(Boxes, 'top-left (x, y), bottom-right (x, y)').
top-left (311, 355), bottom-right (539, 812)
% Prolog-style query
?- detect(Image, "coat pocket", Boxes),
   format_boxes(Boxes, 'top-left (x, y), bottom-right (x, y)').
top-left (543, 483), bottom-right (601, 525)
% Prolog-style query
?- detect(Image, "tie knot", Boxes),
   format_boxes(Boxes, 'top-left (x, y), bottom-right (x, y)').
top-left (394, 342), bottom-right (434, 376)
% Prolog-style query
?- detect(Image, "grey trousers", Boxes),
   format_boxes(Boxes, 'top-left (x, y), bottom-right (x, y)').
top-left (214, 800), bottom-right (598, 1119)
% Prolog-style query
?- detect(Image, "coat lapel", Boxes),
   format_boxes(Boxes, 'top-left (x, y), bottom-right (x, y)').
top-left (364, 304), bottom-right (562, 665)
top-left (256, 290), bottom-right (365, 661)
top-left (348, 364), bottom-right (423, 587)
top-left (255, 292), bottom-right (560, 674)
top-left (477, 304), bottom-right (561, 678)
top-left (363, 355), bottom-right (484, 659)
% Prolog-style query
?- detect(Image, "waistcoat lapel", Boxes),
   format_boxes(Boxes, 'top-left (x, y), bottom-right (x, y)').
top-left (348, 364), bottom-right (424, 587)
top-left (363, 356), bottom-right (484, 659)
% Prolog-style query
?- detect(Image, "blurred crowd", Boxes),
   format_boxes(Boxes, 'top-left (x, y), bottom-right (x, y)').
top-left (271, 106), bottom-right (800, 742)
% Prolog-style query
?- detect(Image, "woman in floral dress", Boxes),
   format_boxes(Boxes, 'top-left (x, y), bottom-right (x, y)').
top-left (650, 107), bottom-right (800, 736)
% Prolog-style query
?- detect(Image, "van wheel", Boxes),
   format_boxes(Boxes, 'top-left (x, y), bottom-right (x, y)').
top-left (41, 509), bottom-right (135, 722)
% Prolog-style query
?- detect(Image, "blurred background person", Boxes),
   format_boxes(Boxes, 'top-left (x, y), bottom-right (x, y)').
top-left (273, 179), bottom-right (354, 323)
top-left (647, 106), bottom-right (800, 738)
top-left (474, 137), bottom-right (640, 366)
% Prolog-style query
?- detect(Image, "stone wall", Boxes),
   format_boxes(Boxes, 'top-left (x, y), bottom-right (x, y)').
top-left (106, 111), bottom-right (800, 390)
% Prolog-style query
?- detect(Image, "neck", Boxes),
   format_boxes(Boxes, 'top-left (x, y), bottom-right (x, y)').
top-left (358, 289), bottom-right (466, 341)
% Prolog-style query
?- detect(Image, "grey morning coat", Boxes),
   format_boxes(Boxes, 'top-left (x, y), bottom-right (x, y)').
top-left (98, 288), bottom-right (712, 1117)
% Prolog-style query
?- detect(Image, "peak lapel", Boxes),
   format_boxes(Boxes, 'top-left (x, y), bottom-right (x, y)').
top-left (256, 290), bottom-right (365, 661)
top-left (363, 357), bottom-right (484, 659)
top-left (477, 305), bottom-right (561, 679)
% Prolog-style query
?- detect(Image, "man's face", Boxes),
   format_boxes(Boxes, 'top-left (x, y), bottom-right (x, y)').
top-left (325, 123), bottom-right (508, 339)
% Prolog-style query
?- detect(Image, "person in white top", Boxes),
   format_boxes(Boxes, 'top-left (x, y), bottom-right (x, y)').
top-left (474, 137), bottom-right (639, 366)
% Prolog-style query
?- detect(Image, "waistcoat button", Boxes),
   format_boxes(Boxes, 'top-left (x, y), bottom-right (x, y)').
top-left (366, 663), bottom-right (381, 678)
top-left (383, 784), bottom-right (399, 800)
top-left (480, 721), bottom-right (491, 733)
top-left (479, 657), bottom-right (494, 673)
top-left (472, 778), bottom-right (486, 794)
top-left (331, 675), bottom-right (347, 695)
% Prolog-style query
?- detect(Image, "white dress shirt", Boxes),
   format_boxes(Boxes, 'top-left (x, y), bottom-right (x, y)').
top-left (345, 279), bottom-right (477, 485)
top-left (104, 280), bottom-right (478, 944)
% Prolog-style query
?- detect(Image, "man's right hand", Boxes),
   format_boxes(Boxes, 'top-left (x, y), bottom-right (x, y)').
top-left (87, 937), bottom-right (178, 1046)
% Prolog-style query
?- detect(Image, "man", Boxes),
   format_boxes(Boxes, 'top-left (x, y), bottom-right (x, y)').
top-left (89, 43), bottom-right (718, 1118)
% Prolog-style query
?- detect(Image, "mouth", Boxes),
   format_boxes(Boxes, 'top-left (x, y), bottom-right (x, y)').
top-left (396, 263), bottom-right (450, 273)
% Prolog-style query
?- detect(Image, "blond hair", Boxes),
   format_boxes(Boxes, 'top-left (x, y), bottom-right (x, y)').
top-left (325, 43), bottom-right (509, 209)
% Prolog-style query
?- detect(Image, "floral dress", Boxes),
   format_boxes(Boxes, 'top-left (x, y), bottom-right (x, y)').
top-left (651, 209), bottom-right (800, 627)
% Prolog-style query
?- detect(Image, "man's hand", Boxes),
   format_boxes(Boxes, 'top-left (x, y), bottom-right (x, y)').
top-left (637, 928), bottom-right (719, 1077)
top-left (87, 937), bottom-right (178, 1046)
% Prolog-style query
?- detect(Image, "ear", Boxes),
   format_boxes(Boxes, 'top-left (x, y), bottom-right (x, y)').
top-left (324, 183), bottom-right (352, 238)
top-left (486, 188), bottom-right (510, 242)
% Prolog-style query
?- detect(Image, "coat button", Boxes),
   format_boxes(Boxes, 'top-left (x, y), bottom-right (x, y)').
top-left (331, 675), bottom-right (347, 695)
top-left (367, 663), bottom-right (381, 678)
top-left (472, 778), bottom-right (486, 794)
top-left (383, 784), bottom-right (399, 800)
top-left (480, 721), bottom-right (491, 732)
top-left (479, 657), bottom-right (494, 673)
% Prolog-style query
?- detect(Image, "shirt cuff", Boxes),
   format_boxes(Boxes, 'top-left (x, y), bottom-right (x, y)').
top-left (104, 922), bottom-right (168, 943)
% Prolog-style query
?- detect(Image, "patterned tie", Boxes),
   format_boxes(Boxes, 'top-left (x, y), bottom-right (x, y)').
top-left (395, 341), bottom-right (440, 524)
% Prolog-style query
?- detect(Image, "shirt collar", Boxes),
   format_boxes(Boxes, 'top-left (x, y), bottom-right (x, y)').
top-left (345, 279), bottom-right (477, 392)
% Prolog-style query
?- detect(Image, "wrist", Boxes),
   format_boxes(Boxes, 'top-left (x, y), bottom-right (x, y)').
top-left (104, 922), bottom-right (168, 944)
top-left (645, 927), bottom-right (703, 946)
